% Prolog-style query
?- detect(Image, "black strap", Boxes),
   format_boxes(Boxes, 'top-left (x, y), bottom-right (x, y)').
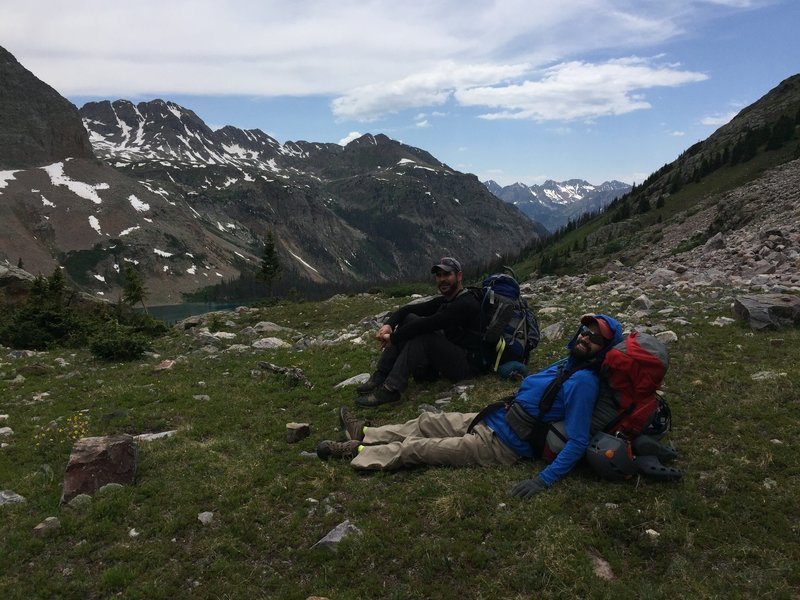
top-left (467, 395), bottom-right (515, 433)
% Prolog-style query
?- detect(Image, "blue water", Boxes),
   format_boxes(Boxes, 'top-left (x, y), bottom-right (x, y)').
top-left (144, 302), bottom-right (249, 324)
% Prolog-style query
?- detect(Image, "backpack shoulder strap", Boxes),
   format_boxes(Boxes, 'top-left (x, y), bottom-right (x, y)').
top-left (536, 359), bottom-right (598, 417)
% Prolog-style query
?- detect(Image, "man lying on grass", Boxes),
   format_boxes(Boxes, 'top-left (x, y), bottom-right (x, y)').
top-left (317, 314), bottom-right (623, 498)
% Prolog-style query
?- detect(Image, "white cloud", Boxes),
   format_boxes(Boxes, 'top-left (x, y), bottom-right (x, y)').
top-left (3, 0), bottom-right (730, 116)
top-left (338, 131), bottom-right (362, 146)
top-left (331, 61), bottom-right (529, 121)
top-left (455, 57), bottom-right (707, 122)
top-left (416, 120), bottom-right (430, 128)
top-left (701, 111), bottom-right (739, 126)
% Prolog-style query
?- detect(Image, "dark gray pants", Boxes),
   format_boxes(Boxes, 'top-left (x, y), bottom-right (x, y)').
top-left (377, 316), bottom-right (473, 391)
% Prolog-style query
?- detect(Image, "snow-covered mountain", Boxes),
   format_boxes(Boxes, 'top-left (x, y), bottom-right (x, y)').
top-left (484, 179), bottom-right (631, 233)
top-left (0, 44), bottom-right (543, 303)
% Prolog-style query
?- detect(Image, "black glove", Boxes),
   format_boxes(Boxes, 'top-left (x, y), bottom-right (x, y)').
top-left (510, 478), bottom-right (547, 498)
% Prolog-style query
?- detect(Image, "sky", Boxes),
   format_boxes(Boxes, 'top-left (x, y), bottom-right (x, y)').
top-left (2, 0), bottom-right (799, 187)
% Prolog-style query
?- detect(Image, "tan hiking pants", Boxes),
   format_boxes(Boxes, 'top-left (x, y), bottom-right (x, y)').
top-left (349, 411), bottom-right (519, 471)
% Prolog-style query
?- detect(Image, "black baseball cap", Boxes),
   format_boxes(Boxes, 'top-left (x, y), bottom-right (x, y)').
top-left (431, 257), bottom-right (462, 273)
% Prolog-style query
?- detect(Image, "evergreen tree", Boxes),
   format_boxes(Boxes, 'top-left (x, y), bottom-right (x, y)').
top-left (47, 267), bottom-right (66, 307)
top-left (16, 257), bottom-right (23, 269)
top-left (258, 231), bottom-right (282, 297)
top-left (122, 263), bottom-right (149, 313)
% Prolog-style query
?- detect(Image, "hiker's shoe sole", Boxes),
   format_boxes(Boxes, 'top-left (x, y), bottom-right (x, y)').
top-left (355, 391), bottom-right (400, 407)
top-left (339, 407), bottom-right (366, 441)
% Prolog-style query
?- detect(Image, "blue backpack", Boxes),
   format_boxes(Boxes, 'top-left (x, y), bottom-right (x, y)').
top-left (470, 272), bottom-right (540, 372)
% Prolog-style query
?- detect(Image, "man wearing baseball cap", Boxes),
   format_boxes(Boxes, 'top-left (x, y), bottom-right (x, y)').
top-left (354, 256), bottom-right (484, 407)
top-left (317, 313), bottom-right (623, 499)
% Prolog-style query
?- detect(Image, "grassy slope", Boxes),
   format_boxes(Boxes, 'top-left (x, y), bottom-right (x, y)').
top-left (1, 290), bottom-right (799, 599)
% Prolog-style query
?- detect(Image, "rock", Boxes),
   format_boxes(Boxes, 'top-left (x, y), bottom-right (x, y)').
top-left (252, 321), bottom-right (292, 333)
top-left (153, 359), bottom-right (176, 371)
top-left (0, 427), bottom-right (12, 438)
top-left (198, 511), bottom-right (214, 525)
top-left (212, 331), bottom-right (237, 340)
top-left (135, 430), bottom-right (178, 442)
top-left (333, 373), bottom-right (370, 389)
top-left (65, 494), bottom-right (93, 509)
top-left (0, 265), bottom-right (37, 306)
top-left (645, 268), bottom-right (677, 287)
top-left (703, 232), bottom-right (725, 251)
top-left (7, 349), bottom-right (37, 359)
top-left (311, 519), bottom-right (362, 550)
top-left (732, 294), bottom-right (800, 330)
top-left (97, 482), bottom-right (125, 495)
top-left (655, 331), bottom-right (678, 344)
top-left (540, 322), bottom-right (565, 340)
top-left (32, 517), bottom-right (61, 537)
top-left (61, 434), bottom-right (138, 504)
top-left (286, 422), bottom-right (311, 443)
top-left (630, 294), bottom-right (654, 310)
top-left (711, 317), bottom-right (736, 327)
top-left (0, 490), bottom-right (26, 506)
top-left (587, 549), bottom-right (615, 581)
top-left (751, 371), bottom-right (787, 381)
top-left (257, 361), bottom-right (313, 388)
top-left (192, 395), bottom-right (211, 402)
top-left (251, 337), bottom-right (291, 350)
top-left (18, 363), bottom-right (52, 376)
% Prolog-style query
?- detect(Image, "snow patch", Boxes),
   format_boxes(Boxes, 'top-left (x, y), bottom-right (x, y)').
top-left (129, 195), bottom-right (150, 212)
top-left (154, 249), bottom-right (173, 257)
top-left (41, 195), bottom-right (55, 207)
top-left (0, 171), bottom-right (18, 189)
top-left (288, 250), bottom-right (319, 273)
top-left (119, 225), bottom-right (141, 237)
top-left (41, 162), bottom-right (109, 204)
top-left (88, 215), bottom-right (102, 234)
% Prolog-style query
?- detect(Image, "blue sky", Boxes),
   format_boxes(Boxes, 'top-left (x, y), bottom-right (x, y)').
top-left (3, 0), bottom-right (798, 186)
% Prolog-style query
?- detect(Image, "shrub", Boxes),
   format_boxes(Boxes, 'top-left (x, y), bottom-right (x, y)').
top-left (0, 306), bottom-right (91, 350)
top-left (90, 323), bottom-right (150, 361)
top-left (584, 274), bottom-right (609, 287)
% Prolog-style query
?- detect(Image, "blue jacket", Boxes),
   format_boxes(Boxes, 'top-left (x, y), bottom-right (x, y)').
top-left (483, 314), bottom-right (623, 487)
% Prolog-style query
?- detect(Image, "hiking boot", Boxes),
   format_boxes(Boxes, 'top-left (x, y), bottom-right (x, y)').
top-left (316, 439), bottom-right (361, 460)
top-left (339, 406), bottom-right (366, 441)
top-left (355, 385), bottom-right (401, 408)
top-left (356, 372), bottom-right (386, 395)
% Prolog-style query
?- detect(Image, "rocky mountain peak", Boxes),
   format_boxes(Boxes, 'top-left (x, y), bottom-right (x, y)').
top-left (485, 178), bottom-right (631, 233)
top-left (0, 46), bottom-right (93, 169)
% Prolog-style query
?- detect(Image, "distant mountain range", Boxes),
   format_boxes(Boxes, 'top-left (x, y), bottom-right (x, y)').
top-left (0, 45), bottom-right (544, 303)
top-left (484, 179), bottom-right (631, 233)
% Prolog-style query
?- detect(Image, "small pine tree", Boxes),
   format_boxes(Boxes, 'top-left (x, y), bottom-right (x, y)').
top-left (122, 263), bottom-right (149, 313)
top-left (258, 231), bottom-right (282, 297)
top-left (47, 267), bottom-right (66, 307)
top-left (16, 257), bottom-right (23, 269)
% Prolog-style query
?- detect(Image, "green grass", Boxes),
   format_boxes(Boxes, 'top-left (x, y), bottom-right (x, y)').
top-left (1, 291), bottom-right (799, 599)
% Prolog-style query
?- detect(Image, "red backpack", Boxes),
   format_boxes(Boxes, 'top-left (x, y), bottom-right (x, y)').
top-left (591, 331), bottom-right (670, 439)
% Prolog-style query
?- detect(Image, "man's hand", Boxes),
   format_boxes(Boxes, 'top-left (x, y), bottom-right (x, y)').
top-left (376, 324), bottom-right (392, 348)
top-left (510, 478), bottom-right (547, 498)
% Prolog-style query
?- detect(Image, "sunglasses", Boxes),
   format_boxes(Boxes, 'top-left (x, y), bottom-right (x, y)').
top-left (578, 324), bottom-right (606, 346)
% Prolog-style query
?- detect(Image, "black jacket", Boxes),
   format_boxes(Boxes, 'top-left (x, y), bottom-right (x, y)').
top-left (387, 290), bottom-right (483, 351)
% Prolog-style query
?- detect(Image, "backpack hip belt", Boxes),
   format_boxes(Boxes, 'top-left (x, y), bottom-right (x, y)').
top-left (503, 401), bottom-right (559, 459)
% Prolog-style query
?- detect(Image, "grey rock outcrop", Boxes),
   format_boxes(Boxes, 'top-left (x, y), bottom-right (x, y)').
top-left (0, 46), bottom-right (93, 169)
top-left (732, 294), bottom-right (800, 330)
top-left (0, 264), bottom-right (36, 307)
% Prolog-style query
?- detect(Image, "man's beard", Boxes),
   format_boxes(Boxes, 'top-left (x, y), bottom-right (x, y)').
top-left (570, 339), bottom-right (597, 360)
